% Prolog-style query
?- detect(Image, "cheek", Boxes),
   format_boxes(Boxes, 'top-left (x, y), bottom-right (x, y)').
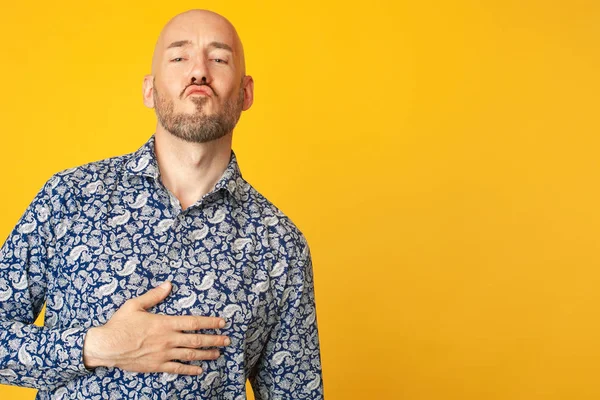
top-left (155, 74), bottom-right (185, 97)
top-left (213, 81), bottom-right (239, 100)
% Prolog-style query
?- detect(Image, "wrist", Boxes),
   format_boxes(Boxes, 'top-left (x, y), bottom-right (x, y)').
top-left (83, 326), bottom-right (113, 369)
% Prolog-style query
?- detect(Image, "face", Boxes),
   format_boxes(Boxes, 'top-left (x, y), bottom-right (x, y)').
top-left (144, 11), bottom-right (253, 143)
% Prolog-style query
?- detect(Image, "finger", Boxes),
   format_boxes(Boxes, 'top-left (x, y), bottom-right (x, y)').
top-left (167, 348), bottom-right (221, 362)
top-left (174, 333), bottom-right (231, 348)
top-left (130, 281), bottom-right (172, 310)
top-left (169, 315), bottom-right (226, 331)
top-left (161, 362), bottom-right (203, 375)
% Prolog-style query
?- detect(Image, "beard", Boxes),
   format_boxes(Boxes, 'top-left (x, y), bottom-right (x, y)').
top-left (153, 82), bottom-right (244, 144)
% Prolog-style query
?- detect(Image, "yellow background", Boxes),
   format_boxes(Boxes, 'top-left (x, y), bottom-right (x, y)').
top-left (1, 0), bottom-right (599, 399)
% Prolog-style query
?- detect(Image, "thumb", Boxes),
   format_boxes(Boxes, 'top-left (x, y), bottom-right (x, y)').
top-left (134, 281), bottom-right (172, 309)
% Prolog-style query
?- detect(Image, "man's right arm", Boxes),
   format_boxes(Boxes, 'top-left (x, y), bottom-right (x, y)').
top-left (0, 176), bottom-right (92, 391)
top-left (0, 177), bottom-right (231, 391)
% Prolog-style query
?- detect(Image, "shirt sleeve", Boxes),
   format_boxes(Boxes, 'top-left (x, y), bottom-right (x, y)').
top-left (249, 236), bottom-right (324, 399)
top-left (0, 175), bottom-right (92, 391)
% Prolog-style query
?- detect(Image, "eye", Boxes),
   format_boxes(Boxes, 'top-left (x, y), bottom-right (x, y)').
top-left (170, 57), bottom-right (185, 62)
top-left (213, 58), bottom-right (228, 64)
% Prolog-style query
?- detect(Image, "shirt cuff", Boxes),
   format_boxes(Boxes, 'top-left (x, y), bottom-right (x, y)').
top-left (51, 326), bottom-right (96, 377)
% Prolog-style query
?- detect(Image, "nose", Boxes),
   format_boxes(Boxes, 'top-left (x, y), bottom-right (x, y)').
top-left (189, 56), bottom-right (211, 86)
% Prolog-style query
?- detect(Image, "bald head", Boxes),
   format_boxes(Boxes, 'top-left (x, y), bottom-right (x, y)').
top-left (151, 9), bottom-right (246, 78)
top-left (142, 9), bottom-right (254, 137)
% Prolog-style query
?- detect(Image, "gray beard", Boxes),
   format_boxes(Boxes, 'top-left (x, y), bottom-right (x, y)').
top-left (153, 86), bottom-right (244, 144)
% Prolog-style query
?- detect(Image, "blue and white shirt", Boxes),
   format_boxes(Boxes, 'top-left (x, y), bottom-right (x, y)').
top-left (0, 135), bottom-right (323, 399)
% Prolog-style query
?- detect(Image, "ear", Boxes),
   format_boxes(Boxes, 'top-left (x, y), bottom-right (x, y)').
top-left (241, 75), bottom-right (254, 111)
top-left (142, 74), bottom-right (155, 108)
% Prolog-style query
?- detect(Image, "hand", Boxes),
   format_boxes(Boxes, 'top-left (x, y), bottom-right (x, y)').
top-left (82, 281), bottom-right (229, 375)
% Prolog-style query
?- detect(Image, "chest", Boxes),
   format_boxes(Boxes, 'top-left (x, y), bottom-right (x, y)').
top-left (45, 189), bottom-right (285, 353)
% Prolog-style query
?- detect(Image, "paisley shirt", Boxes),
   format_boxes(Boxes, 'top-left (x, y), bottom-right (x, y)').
top-left (0, 135), bottom-right (323, 399)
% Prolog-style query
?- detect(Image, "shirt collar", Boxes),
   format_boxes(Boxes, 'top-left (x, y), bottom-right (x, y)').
top-left (123, 134), bottom-right (245, 205)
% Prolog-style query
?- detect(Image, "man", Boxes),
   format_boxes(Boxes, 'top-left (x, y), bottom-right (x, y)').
top-left (0, 9), bottom-right (324, 399)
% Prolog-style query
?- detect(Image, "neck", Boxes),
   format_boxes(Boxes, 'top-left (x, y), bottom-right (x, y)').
top-left (154, 127), bottom-right (233, 210)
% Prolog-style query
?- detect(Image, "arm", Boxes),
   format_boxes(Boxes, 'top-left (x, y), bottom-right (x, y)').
top-left (0, 176), bottom-right (232, 390)
top-left (249, 237), bottom-right (324, 399)
top-left (0, 175), bottom-right (91, 391)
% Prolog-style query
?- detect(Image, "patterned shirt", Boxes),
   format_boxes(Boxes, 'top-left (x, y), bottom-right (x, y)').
top-left (0, 135), bottom-right (323, 399)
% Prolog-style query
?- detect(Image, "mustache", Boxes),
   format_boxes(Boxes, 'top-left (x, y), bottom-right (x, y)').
top-left (180, 83), bottom-right (214, 99)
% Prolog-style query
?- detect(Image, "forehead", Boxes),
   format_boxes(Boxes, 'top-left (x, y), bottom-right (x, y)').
top-left (159, 15), bottom-right (238, 53)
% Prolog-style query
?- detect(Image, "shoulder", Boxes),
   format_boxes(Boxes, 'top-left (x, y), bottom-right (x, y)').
top-left (36, 153), bottom-right (131, 215)
top-left (46, 153), bottom-right (131, 197)
top-left (243, 182), bottom-right (310, 260)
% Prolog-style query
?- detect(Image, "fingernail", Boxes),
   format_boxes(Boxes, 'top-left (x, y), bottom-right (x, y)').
top-left (159, 281), bottom-right (170, 289)
top-left (224, 337), bottom-right (231, 346)
top-left (196, 368), bottom-right (203, 375)
top-left (219, 319), bottom-right (225, 328)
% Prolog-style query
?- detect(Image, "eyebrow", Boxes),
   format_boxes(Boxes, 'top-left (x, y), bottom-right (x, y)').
top-left (208, 41), bottom-right (233, 52)
top-left (166, 40), bottom-right (233, 53)
top-left (166, 40), bottom-right (192, 49)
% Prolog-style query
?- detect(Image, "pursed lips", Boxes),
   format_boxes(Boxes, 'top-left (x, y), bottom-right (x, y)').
top-left (185, 85), bottom-right (212, 97)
